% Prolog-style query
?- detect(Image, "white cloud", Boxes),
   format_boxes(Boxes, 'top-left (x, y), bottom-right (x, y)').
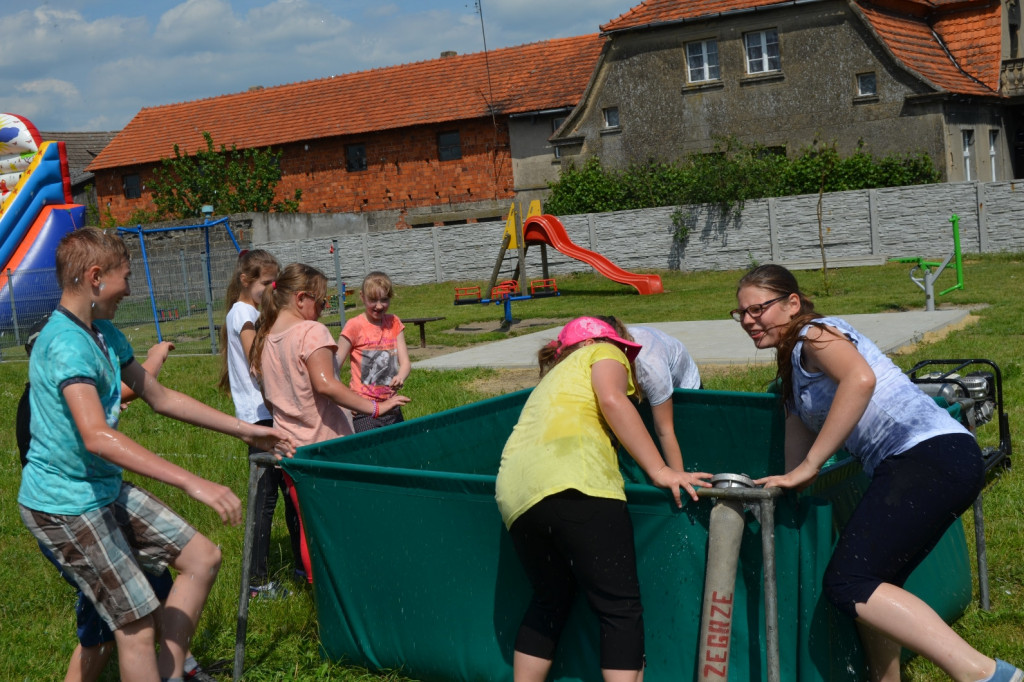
top-left (17, 78), bottom-right (81, 99)
top-left (153, 0), bottom-right (242, 50)
top-left (3, 0), bottom-right (638, 131)
top-left (0, 7), bottom-right (148, 66)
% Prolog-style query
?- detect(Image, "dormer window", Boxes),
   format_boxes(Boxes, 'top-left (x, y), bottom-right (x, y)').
top-left (857, 72), bottom-right (877, 97)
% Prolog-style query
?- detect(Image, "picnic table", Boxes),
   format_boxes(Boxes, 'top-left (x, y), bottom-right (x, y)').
top-left (403, 316), bottom-right (446, 348)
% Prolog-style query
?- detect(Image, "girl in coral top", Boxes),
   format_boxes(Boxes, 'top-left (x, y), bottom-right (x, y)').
top-left (337, 271), bottom-right (411, 432)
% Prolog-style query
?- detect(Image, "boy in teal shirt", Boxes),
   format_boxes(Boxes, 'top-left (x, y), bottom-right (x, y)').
top-left (18, 228), bottom-right (294, 682)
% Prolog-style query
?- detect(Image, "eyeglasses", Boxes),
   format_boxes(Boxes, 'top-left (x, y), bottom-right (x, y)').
top-left (302, 292), bottom-right (329, 309)
top-left (730, 294), bottom-right (788, 322)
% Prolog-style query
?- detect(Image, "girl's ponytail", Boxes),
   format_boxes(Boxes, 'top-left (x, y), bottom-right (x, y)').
top-left (249, 262), bottom-right (327, 382)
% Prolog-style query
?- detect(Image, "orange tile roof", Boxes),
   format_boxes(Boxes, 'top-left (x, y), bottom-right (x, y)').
top-left (932, 4), bottom-right (1003, 91)
top-left (600, 0), bottom-right (798, 32)
top-left (857, 2), bottom-right (999, 95)
top-left (88, 34), bottom-right (605, 172)
top-left (602, 0), bottom-right (1000, 96)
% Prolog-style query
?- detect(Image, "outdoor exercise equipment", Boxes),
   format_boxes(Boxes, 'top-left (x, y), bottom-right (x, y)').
top-left (891, 214), bottom-right (964, 311)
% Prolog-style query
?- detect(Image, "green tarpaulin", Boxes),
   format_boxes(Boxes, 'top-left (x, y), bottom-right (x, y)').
top-left (283, 388), bottom-right (971, 681)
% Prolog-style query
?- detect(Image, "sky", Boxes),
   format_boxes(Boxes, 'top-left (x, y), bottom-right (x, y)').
top-left (2, 0), bottom-right (638, 133)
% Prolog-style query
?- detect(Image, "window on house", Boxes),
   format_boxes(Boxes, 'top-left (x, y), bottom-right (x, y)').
top-left (346, 143), bottom-right (367, 172)
top-left (756, 145), bottom-right (787, 159)
top-left (990, 130), bottom-right (999, 181)
top-left (603, 107), bottom-right (620, 128)
top-left (123, 174), bottom-right (141, 199)
top-left (686, 39), bottom-right (720, 82)
top-left (744, 29), bottom-right (780, 74)
top-left (963, 129), bottom-right (975, 181)
top-left (438, 131), bottom-right (461, 161)
top-left (552, 117), bottom-right (566, 158)
top-left (857, 72), bottom-right (877, 97)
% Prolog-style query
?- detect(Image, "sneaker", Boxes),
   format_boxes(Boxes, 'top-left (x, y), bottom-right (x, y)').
top-left (994, 660), bottom-right (1024, 682)
top-left (292, 568), bottom-right (308, 583)
top-left (183, 663), bottom-right (218, 681)
top-left (249, 580), bottom-right (290, 600)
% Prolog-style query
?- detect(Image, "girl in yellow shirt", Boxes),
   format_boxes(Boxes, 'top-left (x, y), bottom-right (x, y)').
top-left (495, 316), bottom-right (711, 682)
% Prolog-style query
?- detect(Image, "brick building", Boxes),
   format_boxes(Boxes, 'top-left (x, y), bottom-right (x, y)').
top-left (87, 34), bottom-right (604, 231)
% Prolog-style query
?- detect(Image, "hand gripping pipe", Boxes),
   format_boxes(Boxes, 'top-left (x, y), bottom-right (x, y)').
top-left (696, 474), bottom-right (783, 682)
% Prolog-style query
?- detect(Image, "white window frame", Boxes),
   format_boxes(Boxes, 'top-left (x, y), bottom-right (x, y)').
top-left (552, 116), bottom-right (566, 158)
top-left (989, 130), bottom-right (999, 181)
top-left (686, 39), bottom-right (720, 83)
top-left (744, 29), bottom-right (780, 74)
top-left (857, 72), bottom-right (877, 97)
top-left (962, 129), bottom-right (974, 181)
top-left (603, 107), bottom-right (620, 128)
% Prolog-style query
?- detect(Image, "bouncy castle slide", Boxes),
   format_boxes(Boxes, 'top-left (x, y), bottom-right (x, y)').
top-left (522, 214), bottom-right (663, 295)
top-left (0, 113), bottom-right (84, 325)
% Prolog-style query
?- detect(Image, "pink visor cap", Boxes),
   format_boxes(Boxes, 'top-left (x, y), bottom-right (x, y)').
top-left (556, 316), bottom-right (642, 362)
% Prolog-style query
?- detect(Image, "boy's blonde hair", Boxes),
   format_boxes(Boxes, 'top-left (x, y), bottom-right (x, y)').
top-left (55, 228), bottom-right (131, 291)
top-left (361, 271), bottom-right (395, 300)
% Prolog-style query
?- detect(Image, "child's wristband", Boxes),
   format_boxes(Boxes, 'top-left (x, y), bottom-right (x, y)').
top-left (372, 400), bottom-right (380, 419)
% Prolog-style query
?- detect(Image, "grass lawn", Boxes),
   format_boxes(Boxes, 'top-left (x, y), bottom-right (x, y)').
top-left (1, 256), bottom-right (1023, 680)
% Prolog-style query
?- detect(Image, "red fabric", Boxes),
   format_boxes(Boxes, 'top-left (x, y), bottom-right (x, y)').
top-left (283, 471), bottom-right (313, 584)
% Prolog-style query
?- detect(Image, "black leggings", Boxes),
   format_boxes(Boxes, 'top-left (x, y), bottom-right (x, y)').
top-left (823, 433), bottom-right (984, 618)
top-left (508, 489), bottom-right (645, 671)
top-left (249, 420), bottom-right (303, 582)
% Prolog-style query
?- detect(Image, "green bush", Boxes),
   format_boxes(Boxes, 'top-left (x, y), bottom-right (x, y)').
top-left (545, 138), bottom-right (941, 222)
top-left (149, 131), bottom-right (303, 220)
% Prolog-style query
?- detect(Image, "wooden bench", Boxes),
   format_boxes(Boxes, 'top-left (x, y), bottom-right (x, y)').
top-left (403, 316), bottom-right (446, 348)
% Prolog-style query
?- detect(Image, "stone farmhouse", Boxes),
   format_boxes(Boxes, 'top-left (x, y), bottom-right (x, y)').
top-left (552, 0), bottom-right (1024, 182)
top-left (86, 34), bottom-right (604, 230)
top-left (38, 130), bottom-right (118, 209)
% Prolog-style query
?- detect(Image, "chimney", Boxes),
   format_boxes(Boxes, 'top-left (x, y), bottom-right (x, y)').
top-left (440, 51), bottom-right (457, 58)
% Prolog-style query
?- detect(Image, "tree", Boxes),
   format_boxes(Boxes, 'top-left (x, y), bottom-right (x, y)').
top-left (149, 132), bottom-right (302, 219)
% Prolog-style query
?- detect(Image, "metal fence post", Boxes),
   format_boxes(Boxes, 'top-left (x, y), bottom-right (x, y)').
top-left (179, 249), bottom-right (192, 317)
top-left (332, 238), bottom-right (345, 327)
top-left (7, 268), bottom-right (21, 347)
top-left (201, 251), bottom-right (217, 354)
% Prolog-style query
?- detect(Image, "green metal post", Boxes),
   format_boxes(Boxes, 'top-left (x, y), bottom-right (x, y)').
top-left (939, 214), bottom-right (965, 296)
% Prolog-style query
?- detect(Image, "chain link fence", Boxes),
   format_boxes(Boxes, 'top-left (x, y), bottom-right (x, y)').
top-left (0, 242), bottom-right (348, 362)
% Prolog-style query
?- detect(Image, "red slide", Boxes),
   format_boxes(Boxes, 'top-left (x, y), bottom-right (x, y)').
top-left (522, 214), bottom-right (663, 295)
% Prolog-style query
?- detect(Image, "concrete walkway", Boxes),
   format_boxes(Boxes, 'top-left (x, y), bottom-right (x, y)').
top-left (413, 310), bottom-right (971, 370)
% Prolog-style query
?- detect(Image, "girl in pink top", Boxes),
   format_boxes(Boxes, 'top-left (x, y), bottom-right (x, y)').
top-left (338, 271), bottom-right (412, 432)
top-left (250, 263), bottom-right (410, 580)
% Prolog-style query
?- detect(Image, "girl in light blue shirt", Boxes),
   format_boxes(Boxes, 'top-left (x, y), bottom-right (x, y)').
top-left (734, 264), bottom-right (1020, 682)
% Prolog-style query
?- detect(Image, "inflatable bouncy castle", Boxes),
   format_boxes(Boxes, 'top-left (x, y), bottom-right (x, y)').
top-left (0, 113), bottom-right (85, 329)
